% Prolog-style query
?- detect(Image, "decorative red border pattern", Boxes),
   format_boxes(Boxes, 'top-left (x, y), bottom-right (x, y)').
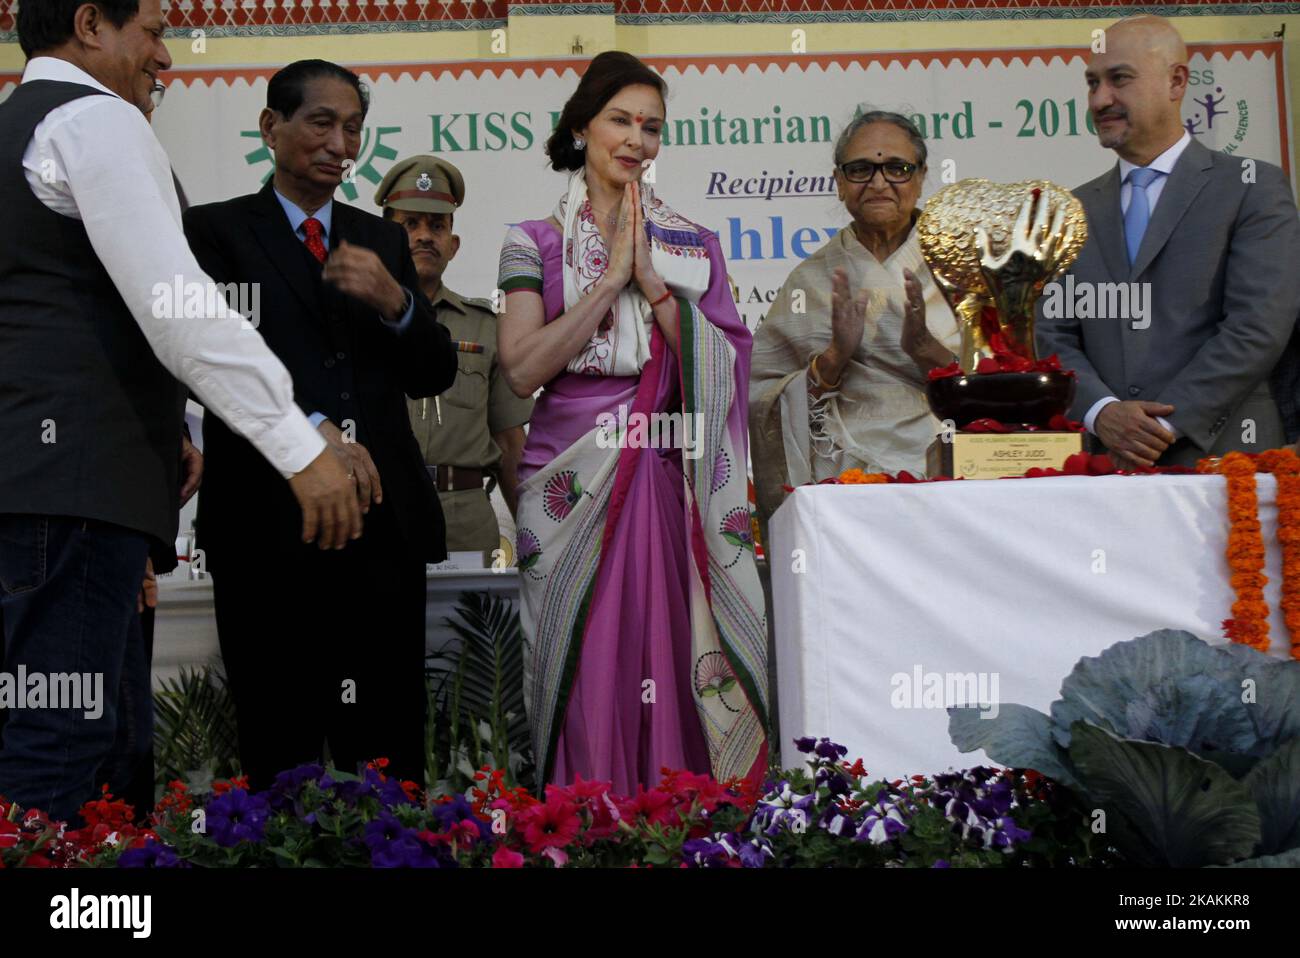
top-left (0, 0), bottom-right (1280, 33)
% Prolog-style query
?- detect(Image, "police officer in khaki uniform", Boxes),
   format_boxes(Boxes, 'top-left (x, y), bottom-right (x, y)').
top-left (375, 156), bottom-right (532, 561)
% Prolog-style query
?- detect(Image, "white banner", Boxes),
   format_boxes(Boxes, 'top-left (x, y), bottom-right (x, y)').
top-left (3, 43), bottom-right (1289, 330)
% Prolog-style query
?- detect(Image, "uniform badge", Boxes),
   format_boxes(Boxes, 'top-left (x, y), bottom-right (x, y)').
top-left (416, 172), bottom-right (433, 193)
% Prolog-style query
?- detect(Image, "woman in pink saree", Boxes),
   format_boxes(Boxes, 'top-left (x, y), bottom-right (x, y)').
top-left (497, 53), bottom-right (769, 794)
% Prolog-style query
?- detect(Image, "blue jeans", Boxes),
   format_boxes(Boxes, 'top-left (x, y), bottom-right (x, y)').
top-left (0, 515), bottom-right (149, 823)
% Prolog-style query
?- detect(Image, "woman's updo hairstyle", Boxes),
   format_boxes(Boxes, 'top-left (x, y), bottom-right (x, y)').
top-left (545, 51), bottom-right (668, 173)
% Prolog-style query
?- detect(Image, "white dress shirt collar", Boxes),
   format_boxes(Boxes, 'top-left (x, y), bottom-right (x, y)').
top-left (21, 56), bottom-right (120, 99)
top-left (1118, 129), bottom-right (1192, 184)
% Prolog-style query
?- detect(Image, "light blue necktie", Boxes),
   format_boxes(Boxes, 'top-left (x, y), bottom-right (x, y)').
top-left (1123, 167), bottom-right (1162, 266)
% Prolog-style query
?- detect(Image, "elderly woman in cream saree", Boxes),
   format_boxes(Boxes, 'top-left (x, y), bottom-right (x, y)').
top-left (751, 111), bottom-right (960, 526)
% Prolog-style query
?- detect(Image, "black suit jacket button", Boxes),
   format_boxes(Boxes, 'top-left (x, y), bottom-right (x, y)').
top-left (1128, 386), bottom-right (1141, 396)
top-left (324, 357), bottom-right (336, 368)
top-left (336, 352), bottom-right (346, 360)
top-left (341, 391), bottom-right (351, 401)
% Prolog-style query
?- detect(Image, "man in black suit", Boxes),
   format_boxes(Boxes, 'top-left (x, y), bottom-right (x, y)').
top-left (183, 60), bottom-right (457, 787)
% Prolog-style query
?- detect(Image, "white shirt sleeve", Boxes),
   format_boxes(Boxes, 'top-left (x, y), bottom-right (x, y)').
top-left (1083, 396), bottom-right (1119, 435)
top-left (33, 96), bottom-right (324, 478)
top-left (1084, 396), bottom-right (1177, 440)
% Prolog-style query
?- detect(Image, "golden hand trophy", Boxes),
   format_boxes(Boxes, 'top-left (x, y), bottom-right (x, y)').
top-left (917, 180), bottom-right (1089, 478)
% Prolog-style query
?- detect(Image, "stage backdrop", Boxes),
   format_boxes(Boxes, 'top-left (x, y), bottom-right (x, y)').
top-left (3, 41), bottom-right (1274, 333)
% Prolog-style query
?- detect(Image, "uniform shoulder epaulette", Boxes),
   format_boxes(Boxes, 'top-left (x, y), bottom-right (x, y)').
top-left (463, 296), bottom-right (498, 316)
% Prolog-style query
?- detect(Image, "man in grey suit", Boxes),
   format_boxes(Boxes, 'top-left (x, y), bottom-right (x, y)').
top-left (1038, 15), bottom-right (1300, 468)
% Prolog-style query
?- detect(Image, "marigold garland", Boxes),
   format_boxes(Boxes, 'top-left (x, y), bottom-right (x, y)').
top-left (1202, 448), bottom-right (1300, 660)
top-left (838, 468), bottom-right (889, 484)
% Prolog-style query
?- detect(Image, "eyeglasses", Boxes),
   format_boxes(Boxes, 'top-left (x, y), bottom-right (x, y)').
top-left (838, 159), bottom-right (919, 184)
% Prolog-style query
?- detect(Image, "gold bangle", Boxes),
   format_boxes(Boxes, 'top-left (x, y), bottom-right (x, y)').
top-left (809, 352), bottom-right (842, 391)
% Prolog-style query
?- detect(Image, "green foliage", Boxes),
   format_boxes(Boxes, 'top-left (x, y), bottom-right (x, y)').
top-left (950, 630), bottom-right (1300, 867)
top-left (425, 591), bottom-right (535, 795)
top-left (152, 666), bottom-right (240, 792)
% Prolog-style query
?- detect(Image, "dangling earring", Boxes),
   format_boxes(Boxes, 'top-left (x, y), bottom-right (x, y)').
top-left (573, 136), bottom-right (586, 150)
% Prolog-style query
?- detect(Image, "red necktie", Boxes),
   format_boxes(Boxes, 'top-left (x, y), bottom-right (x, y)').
top-left (303, 217), bottom-right (327, 264)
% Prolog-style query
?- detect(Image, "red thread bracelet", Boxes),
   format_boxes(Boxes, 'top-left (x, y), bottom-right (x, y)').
top-left (649, 288), bottom-right (674, 308)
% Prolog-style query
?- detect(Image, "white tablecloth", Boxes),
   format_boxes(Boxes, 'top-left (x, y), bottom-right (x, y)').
top-left (770, 475), bottom-right (1293, 779)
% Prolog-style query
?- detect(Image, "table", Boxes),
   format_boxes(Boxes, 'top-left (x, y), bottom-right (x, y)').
top-left (769, 475), bottom-right (1294, 780)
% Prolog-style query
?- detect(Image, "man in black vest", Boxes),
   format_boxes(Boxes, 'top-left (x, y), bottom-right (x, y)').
top-left (0, 1), bottom-right (359, 823)
top-left (183, 60), bottom-right (457, 787)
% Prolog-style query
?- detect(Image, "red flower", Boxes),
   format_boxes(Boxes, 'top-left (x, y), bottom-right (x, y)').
top-left (962, 418), bottom-right (1015, 434)
top-left (566, 774), bottom-right (611, 802)
top-left (927, 361), bottom-right (964, 381)
top-left (211, 775), bottom-right (250, 796)
top-left (1061, 452), bottom-right (1090, 475)
top-left (519, 800), bottom-right (582, 853)
top-left (841, 758), bottom-right (868, 778)
top-left (79, 785), bottom-right (136, 830)
top-left (614, 786), bottom-right (678, 827)
top-left (1047, 412), bottom-right (1083, 432)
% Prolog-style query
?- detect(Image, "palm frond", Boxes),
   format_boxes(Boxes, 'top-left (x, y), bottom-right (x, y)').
top-left (424, 590), bottom-right (534, 791)
top-left (152, 666), bottom-right (240, 786)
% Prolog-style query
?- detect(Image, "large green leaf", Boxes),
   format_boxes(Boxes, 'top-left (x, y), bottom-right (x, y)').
top-left (1242, 736), bottom-right (1300, 854)
top-left (1220, 848), bottom-right (1300, 867)
top-left (1220, 644), bottom-right (1300, 750)
top-left (1069, 721), bottom-right (1261, 867)
top-left (948, 704), bottom-right (1080, 789)
top-left (1050, 631), bottom-right (1258, 757)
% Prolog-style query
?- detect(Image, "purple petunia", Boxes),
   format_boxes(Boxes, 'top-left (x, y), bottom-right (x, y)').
top-left (364, 812), bottom-right (444, 868)
top-left (267, 763), bottom-right (327, 811)
top-left (737, 837), bottom-right (774, 868)
top-left (854, 799), bottom-right (908, 845)
top-left (813, 739), bottom-right (848, 761)
top-left (205, 788), bottom-right (271, 848)
top-left (682, 837), bottom-right (733, 868)
top-left (271, 763), bottom-right (325, 794)
top-left (117, 839), bottom-right (185, 868)
top-left (753, 781), bottom-right (817, 837)
top-left (429, 795), bottom-right (494, 843)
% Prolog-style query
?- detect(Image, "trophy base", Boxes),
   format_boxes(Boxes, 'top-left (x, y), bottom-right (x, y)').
top-left (927, 431), bottom-right (1086, 480)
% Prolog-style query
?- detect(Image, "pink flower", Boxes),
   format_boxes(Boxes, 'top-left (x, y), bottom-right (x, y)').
top-left (492, 846), bottom-right (525, 869)
top-left (540, 846), bottom-right (569, 868)
top-left (583, 792), bottom-right (622, 843)
top-left (543, 471), bottom-right (584, 522)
